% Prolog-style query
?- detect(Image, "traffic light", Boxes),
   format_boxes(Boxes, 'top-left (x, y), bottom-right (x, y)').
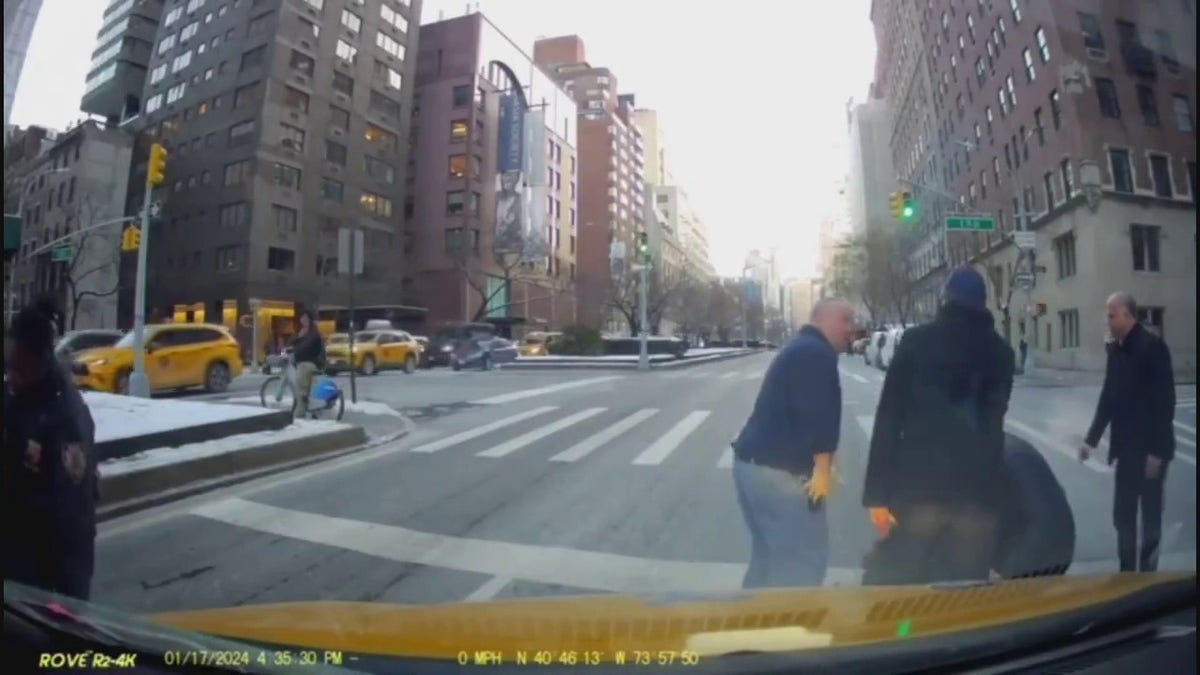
top-left (146, 142), bottom-right (168, 186)
top-left (888, 192), bottom-right (903, 220)
top-left (900, 190), bottom-right (916, 221)
top-left (636, 231), bottom-right (650, 262)
top-left (121, 225), bottom-right (141, 252)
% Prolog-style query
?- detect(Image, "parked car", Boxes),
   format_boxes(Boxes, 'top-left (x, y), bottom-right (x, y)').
top-left (55, 329), bottom-right (124, 368)
top-left (879, 327), bottom-right (906, 370)
top-left (519, 331), bottom-right (563, 357)
top-left (865, 330), bottom-right (887, 367)
top-left (325, 330), bottom-right (422, 375)
top-left (72, 323), bottom-right (242, 394)
top-left (426, 323), bottom-right (496, 367)
top-left (452, 336), bottom-right (519, 371)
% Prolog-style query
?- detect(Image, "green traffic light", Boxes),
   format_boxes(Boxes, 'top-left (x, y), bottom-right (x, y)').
top-left (902, 205), bottom-right (914, 219)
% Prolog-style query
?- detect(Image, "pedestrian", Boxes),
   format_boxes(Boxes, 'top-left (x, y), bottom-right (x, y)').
top-left (993, 434), bottom-right (1075, 579)
top-left (1079, 292), bottom-right (1175, 572)
top-left (3, 298), bottom-right (99, 600)
top-left (730, 297), bottom-right (856, 588)
top-left (290, 310), bottom-right (325, 415)
top-left (862, 267), bottom-right (1015, 585)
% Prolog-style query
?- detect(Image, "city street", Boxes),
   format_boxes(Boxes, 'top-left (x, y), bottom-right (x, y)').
top-left (94, 354), bottom-right (1197, 615)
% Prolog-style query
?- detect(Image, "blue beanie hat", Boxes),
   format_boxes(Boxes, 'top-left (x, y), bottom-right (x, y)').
top-left (944, 267), bottom-right (987, 309)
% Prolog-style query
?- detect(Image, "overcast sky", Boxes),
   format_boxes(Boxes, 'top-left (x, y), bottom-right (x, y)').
top-left (10, 0), bottom-right (876, 278)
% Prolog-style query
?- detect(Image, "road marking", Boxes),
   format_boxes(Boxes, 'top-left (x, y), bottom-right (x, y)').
top-left (1175, 420), bottom-right (1196, 434)
top-left (742, 372), bottom-right (760, 381)
top-left (549, 408), bottom-right (659, 462)
top-left (410, 406), bottom-right (558, 453)
top-left (464, 575), bottom-right (512, 602)
top-left (717, 446), bottom-right (734, 469)
top-left (632, 411), bottom-right (711, 466)
top-left (477, 408), bottom-right (607, 458)
top-left (719, 372), bottom-right (737, 380)
top-left (471, 376), bottom-right (621, 405)
top-left (855, 415), bottom-right (874, 439)
top-left (838, 367), bottom-right (869, 384)
top-left (1003, 419), bottom-right (1112, 474)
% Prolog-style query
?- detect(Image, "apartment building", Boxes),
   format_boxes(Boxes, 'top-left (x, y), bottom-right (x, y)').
top-left (4, 0), bottom-right (44, 135)
top-left (533, 35), bottom-right (645, 332)
top-left (408, 12), bottom-right (578, 332)
top-left (873, 0), bottom-right (1196, 374)
top-left (81, 0), bottom-right (168, 126)
top-left (122, 0), bottom-right (420, 348)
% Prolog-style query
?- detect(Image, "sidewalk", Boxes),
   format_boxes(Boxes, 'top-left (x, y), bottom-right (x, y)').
top-left (1015, 367), bottom-right (1104, 388)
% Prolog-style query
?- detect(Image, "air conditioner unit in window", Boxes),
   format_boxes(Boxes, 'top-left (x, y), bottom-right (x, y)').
top-left (289, 112), bottom-right (300, 121)
top-left (1086, 47), bottom-right (1107, 61)
top-left (300, 41), bottom-right (311, 50)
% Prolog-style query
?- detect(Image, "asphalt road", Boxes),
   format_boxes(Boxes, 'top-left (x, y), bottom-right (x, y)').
top-left (94, 354), bottom-right (1197, 614)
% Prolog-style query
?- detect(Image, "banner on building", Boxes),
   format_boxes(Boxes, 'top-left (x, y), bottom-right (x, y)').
top-left (521, 106), bottom-right (548, 262)
top-left (495, 93), bottom-right (526, 256)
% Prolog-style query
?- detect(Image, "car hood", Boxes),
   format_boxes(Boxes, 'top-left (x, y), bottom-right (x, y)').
top-left (145, 572), bottom-right (1195, 660)
top-left (73, 346), bottom-right (132, 365)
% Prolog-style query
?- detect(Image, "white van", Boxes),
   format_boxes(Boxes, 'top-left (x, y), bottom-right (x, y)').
top-left (879, 327), bottom-right (906, 370)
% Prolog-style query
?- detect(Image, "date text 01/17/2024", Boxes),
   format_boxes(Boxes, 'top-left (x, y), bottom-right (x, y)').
top-left (461, 650), bottom-right (704, 666)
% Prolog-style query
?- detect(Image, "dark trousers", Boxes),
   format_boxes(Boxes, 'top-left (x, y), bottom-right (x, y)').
top-left (1113, 455), bottom-right (1170, 572)
top-left (862, 502), bottom-right (998, 586)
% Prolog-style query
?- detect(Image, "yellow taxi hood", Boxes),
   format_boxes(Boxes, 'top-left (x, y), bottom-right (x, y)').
top-left (147, 572), bottom-right (1194, 660)
top-left (74, 346), bottom-right (132, 365)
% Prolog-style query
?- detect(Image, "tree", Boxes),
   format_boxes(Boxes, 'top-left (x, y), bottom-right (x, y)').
top-left (981, 259), bottom-right (1020, 345)
top-left (449, 235), bottom-right (569, 323)
top-left (606, 264), bottom-right (694, 336)
top-left (62, 195), bottom-right (122, 329)
top-left (829, 228), bottom-right (920, 328)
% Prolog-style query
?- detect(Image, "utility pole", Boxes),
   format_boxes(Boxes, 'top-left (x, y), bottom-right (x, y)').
top-left (129, 142), bottom-right (168, 398)
top-left (635, 231), bottom-right (650, 371)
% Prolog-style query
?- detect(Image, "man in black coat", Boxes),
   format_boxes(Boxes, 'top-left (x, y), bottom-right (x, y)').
top-left (4, 300), bottom-right (98, 600)
top-left (862, 267), bottom-right (1016, 584)
top-left (994, 434), bottom-right (1075, 579)
top-left (1080, 292), bottom-right (1176, 572)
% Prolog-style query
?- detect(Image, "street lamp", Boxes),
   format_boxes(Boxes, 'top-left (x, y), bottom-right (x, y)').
top-left (5, 167), bottom-right (71, 322)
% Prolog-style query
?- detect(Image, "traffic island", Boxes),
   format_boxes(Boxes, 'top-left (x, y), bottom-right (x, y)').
top-left (504, 348), bottom-right (759, 371)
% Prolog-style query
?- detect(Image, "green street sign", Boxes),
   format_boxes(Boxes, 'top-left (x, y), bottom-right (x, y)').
top-left (51, 245), bottom-right (73, 262)
top-left (945, 215), bottom-right (996, 231)
top-left (4, 214), bottom-right (21, 253)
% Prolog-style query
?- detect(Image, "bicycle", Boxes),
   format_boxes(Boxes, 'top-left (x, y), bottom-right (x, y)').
top-left (259, 354), bottom-right (345, 421)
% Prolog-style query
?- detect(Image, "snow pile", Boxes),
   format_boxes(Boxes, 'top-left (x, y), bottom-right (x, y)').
top-left (82, 392), bottom-right (275, 444)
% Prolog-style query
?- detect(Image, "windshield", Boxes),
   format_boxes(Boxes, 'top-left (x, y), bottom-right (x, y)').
top-left (113, 329), bottom-right (158, 349)
top-left (17, 1), bottom-right (1195, 669)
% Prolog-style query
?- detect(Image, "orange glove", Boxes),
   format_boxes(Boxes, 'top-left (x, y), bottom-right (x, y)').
top-left (869, 507), bottom-right (897, 538)
top-left (804, 453), bottom-right (834, 502)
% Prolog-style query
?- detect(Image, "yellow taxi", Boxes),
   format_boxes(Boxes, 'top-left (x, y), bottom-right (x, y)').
top-left (325, 329), bottom-right (422, 375)
top-left (519, 331), bottom-right (562, 357)
top-left (72, 323), bottom-right (243, 394)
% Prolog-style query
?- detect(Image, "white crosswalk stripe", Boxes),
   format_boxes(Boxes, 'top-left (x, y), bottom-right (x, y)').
top-left (477, 408), bottom-right (607, 458)
top-left (633, 411), bottom-right (712, 466)
top-left (717, 447), bottom-right (734, 469)
top-left (549, 408), bottom-right (659, 462)
top-left (410, 406), bottom-right (558, 453)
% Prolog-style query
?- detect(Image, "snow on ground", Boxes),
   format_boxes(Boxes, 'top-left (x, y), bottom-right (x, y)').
top-left (83, 392), bottom-right (277, 444)
top-left (99, 419), bottom-right (354, 477)
top-left (223, 396), bottom-right (403, 417)
top-left (515, 354), bottom-right (675, 362)
top-left (683, 348), bottom-right (751, 356)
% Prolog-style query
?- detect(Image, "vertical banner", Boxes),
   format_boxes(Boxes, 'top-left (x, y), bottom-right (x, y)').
top-left (522, 106), bottom-right (548, 262)
top-left (495, 93), bottom-right (526, 255)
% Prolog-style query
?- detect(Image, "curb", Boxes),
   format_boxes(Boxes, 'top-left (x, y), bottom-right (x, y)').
top-left (97, 425), bottom-right (381, 522)
top-left (503, 350), bottom-right (760, 371)
top-left (97, 407), bottom-right (293, 461)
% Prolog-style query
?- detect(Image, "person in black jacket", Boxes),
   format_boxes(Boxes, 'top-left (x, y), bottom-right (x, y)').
top-left (862, 267), bottom-right (1016, 585)
top-left (4, 298), bottom-right (99, 600)
top-left (1079, 292), bottom-right (1176, 572)
top-left (994, 434), bottom-right (1075, 579)
top-left (290, 310), bottom-right (325, 416)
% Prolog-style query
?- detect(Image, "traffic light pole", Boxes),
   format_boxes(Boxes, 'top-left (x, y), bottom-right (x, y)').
top-left (637, 262), bottom-right (649, 372)
top-left (128, 185), bottom-right (154, 398)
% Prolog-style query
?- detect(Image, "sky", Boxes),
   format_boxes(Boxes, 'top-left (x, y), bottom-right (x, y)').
top-left (10, 0), bottom-right (877, 278)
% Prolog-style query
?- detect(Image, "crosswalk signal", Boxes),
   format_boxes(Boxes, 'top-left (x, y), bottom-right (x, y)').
top-left (121, 225), bottom-right (141, 252)
top-left (146, 142), bottom-right (168, 187)
top-left (889, 192), bottom-right (904, 220)
top-left (636, 231), bottom-right (650, 263)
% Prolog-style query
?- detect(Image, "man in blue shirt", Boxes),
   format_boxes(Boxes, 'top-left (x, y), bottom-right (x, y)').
top-left (731, 298), bottom-right (856, 588)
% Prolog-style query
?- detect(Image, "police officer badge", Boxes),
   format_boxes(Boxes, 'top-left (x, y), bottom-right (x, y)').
top-left (64, 443), bottom-right (87, 485)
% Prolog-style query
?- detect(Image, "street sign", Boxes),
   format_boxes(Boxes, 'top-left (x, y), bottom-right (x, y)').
top-left (51, 245), bottom-right (73, 262)
top-left (337, 227), bottom-right (364, 276)
top-left (1015, 272), bottom-right (1035, 289)
top-left (1014, 231), bottom-right (1036, 249)
top-left (945, 214), bottom-right (996, 231)
top-left (149, 202), bottom-right (162, 219)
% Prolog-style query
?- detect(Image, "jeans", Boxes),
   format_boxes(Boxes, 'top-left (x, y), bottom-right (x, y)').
top-left (732, 457), bottom-right (828, 588)
top-left (1114, 455), bottom-right (1170, 572)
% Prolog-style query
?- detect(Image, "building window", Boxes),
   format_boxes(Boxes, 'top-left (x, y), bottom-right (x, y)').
top-left (1149, 154), bottom-right (1173, 197)
top-left (1130, 224), bottom-right (1161, 271)
top-left (267, 247), bottom-right (295, 272)
top-left (1022, 48), bottom-right (1036, 82)
top-left (283, 87), bottom-right (309, 113)
top-left (1079, 12), bottom-right (1105, 51)
top-left (166, 82), bottom-right (187, 104)
top-left (157, 34), bottom-right (176, 56)
top-left (300, 17), bottom-right (319, 39)
top-left (240, 46), bottom-right (266, 72)
top-left (380, 3), bottom-right (408, 32)
top-left (1095, 78), bottom-right (1121, 118)
top-left (369, 90), bottom-right (401, 118)
top-left (1049, 90), bottom-right (1061, 129)
top-left (452, 84), bottom-right (471, 107)
top-left (228, 119), bottom-right (256, 146)
top-left (1054, 232), bottom-right (1077, 278)
top-left (246, 13), bottom-right (270, 37)
top-left (150, 63), bottom-right (167, 84)
top-left (302, 0), bottom-right (324, 10)
top-left (1035, 26), bottom-right (1050, 62)
top-left (223, 159), bottom-right (252, 186)
top-left (470, 191), bottom-right (481, 216)
top-left (448, 154), bottom-right (467, 178)
top-left (376, 32), bottom-right (405, 59)
top-left (341, 9), bottom-right (362, 33)
top-left (1059, 310), bottom-right (1080, 349)
top-left (1136, 307), bottom-right (1165, 337)
top-left (273, 163), bottom-right (302, 189)
top-left (364, 156), bottom-right (395, 183)
top-left (145, 94), bottom-right (163, 114)
top-left (374, 60), bottom-right (402, 89)
top-left (320, 178), bottom-right (344, 202)
top-left (1173, 95), bottom-right (1194, 132)
top-left (1044, 171), bottom-right (1056, 207)
top-left (998, 87), bottom-right (1009, 116)
top-left (446, 190), bottom-right (465, 215)
top-left (364, 124), bottom-right (397, 152)
top-left (1033, 107), bottom-right (1046, 145)
top-left (330, 106), bottom-right (350, 131)
top-left (332, 71), bottom-right (354, 96)
top-left (289, 50), bottom-right (314, 76)
top-left (271, 204), bottom-right (297, 233)
top-left (1061, 158), bottom-right (1074, 196)
top-left (360, 191), bottom-right (393, 217)
top-left (218, 202), bottom-right (250, 228)
top-left (450, 119), bottom-right (468, 142)
top-left (1109, 148), bottom-right (1133, 192)
top-left (336, 39), bottom-right (358, 64)
top-left (1136, 85), bottom-right (1160, 126)
top-left (280, 123), bottom-right (305, 150)
top-left (325, 140), bottom-right (346, 165)
top-left (1005, 75), bottom-right (1017, 107)
top-left (215, 245), bottom-right (241, 271)
top-left (234, 81), bottom-right (263, 109)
